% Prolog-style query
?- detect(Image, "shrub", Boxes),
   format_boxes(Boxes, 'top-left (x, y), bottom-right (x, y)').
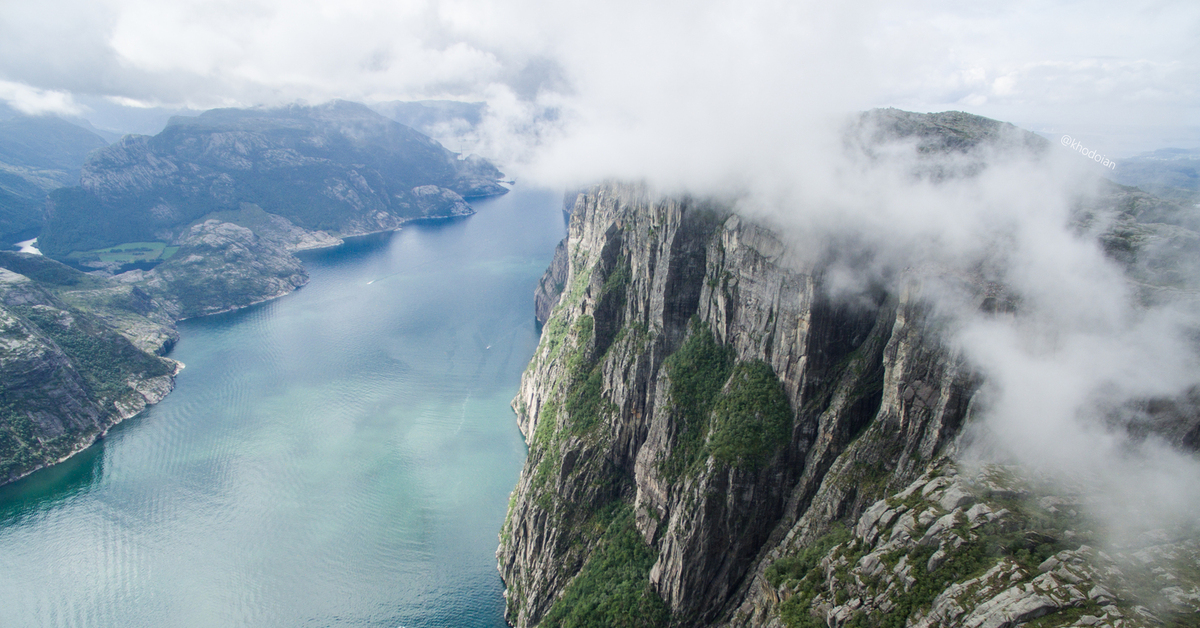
top-left (540, 506), bottom-right (670, 628)
top-left (708, 361), bottom-right (792, 469)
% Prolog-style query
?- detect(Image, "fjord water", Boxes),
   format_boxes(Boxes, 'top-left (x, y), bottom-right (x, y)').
top-left (0, 187), bottom-right (565, 627)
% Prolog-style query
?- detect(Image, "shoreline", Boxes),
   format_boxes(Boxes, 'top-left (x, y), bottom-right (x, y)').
top-left (13, 238), bottom-right (41, 255)
top-left (1, 194), bottom-right (509, 488)
top-left (0, 369), bottom-right (179, 488)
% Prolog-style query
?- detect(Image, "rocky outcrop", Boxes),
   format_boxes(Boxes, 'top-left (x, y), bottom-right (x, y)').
top-left (410, 184), bottom-right (475, 218)
top-left (249, 210), bottom-right (344, 252)
top-left (498, 182), bottom-right (980, 627)
top-left (0, 260), bottom-right (178, 484)
top-left (131, 220), bottom-right (309, 319)
top-left (748, 463), bottom-right (1200, 628)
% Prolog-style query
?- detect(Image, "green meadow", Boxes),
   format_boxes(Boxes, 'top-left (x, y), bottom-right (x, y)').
top-left (70, 242), bottom-right (180, 264)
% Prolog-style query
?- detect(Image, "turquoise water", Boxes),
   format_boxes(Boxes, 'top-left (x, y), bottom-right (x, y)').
top-left (0, 187), bottom-right (564, 627)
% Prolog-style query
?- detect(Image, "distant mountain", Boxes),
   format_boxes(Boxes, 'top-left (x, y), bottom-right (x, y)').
top-left (1111, 148), bottom-right (1200, 204)
top-left (0, 100), bottom-right (512, 486)
top-left (39, 100), bottom-right (507, 256)
top-left (60, 117), bottom-right (124, 144)
top-left (0, 115), bottom-right (109, 245)
top-left (0, 175), bottom-right (46, 245)
top-left (370, 100), bottom-right (484, 142)
top-left (0, 115), bottom-right (111, 175)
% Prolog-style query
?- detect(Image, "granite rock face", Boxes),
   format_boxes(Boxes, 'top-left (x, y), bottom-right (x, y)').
top-left (134, 220), bottom-right (309, 319)
top-left (534, 237), bottom-right (568, 325)
top-left (500, 110), bottom-right (1200, 626)
top-left (499, 182), bottom-right (979, 627)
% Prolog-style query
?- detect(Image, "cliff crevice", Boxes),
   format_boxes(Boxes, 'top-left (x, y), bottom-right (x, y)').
top-left (499, 182), bottom-right (981, 627)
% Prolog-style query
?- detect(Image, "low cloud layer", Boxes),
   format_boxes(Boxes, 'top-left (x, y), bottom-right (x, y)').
top-left (722, 119), bottom-right (1200, 541)
top-left (0, 0), bottom-right (1197, 154)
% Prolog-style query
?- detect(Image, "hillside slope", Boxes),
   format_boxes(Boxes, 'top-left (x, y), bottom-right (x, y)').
top-left (39, 100), bottom-right (506, 256)
top-left (0, 252), bottom-right (178, 484)
top-left (0, 115), bottom-right (109, 244)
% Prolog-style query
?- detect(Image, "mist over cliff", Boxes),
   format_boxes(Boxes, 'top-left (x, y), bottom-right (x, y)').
top-left (497, 106), bottom-right (1200, 627)
top-left (521, 98), bottom-right (1200, 536)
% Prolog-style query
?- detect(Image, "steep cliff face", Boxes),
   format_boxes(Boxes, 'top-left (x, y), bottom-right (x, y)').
top-left (498, 183), bottom-right (978, 627)
top-left (498, 170), bottom-right (1200, 626)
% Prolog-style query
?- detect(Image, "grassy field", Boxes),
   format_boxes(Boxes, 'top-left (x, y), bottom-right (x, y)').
top-left (70, 242), bottom-right (180, 264)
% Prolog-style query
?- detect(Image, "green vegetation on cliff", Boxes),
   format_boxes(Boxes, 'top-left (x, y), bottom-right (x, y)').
top-left (526, 313), bottom-right (597, 508)
top-left (766, 524), bottom-right (852, 590)
top-left (771, 525), bottom-right (853, 628)
top-left (16, 305), bottom-right (173, 400)
top-left (0, 301), bottom-right (174, 481)
top-left (659, 323), bottom-right (734, 480)
top-left (709, 361), bottom-right (793, 469)
top-left (0, 404), bottom-right (79, 483)
top-left (539, 506), bottom-right (670, 628)
top-left (658, 323), bottom-right (792, 475)
top-left (0, 253), bottom-right (177, 483)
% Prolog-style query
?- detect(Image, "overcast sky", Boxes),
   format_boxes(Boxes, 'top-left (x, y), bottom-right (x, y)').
top-left (0, 0), bottom-right (1196, 157)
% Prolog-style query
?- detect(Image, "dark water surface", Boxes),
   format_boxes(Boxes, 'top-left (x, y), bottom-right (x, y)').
top-left (0, 187), bottom-right (565, 627)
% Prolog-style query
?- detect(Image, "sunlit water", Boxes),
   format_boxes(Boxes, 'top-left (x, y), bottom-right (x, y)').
top-left (0, 187), bottom-right (564, 627)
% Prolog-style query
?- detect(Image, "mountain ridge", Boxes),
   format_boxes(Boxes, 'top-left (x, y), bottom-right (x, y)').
top-left (39, 100), bottom-right (506, 257)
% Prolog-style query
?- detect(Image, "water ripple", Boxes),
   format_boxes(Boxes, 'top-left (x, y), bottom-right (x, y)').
top-left (0, 188), bottom-right (564, 627)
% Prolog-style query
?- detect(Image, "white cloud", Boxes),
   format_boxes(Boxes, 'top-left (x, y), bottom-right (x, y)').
top-left (0, 80), bottom-right (82, 116)
top-left (0, 0), bottom-right (1192, 154)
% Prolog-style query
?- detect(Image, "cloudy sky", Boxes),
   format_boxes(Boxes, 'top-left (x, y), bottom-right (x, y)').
top-left (0, 0), bottom-right (1196, 157)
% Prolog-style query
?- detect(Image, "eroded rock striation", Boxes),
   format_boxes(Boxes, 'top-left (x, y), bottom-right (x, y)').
top-left (499, 182), bottom-right (977, 627)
